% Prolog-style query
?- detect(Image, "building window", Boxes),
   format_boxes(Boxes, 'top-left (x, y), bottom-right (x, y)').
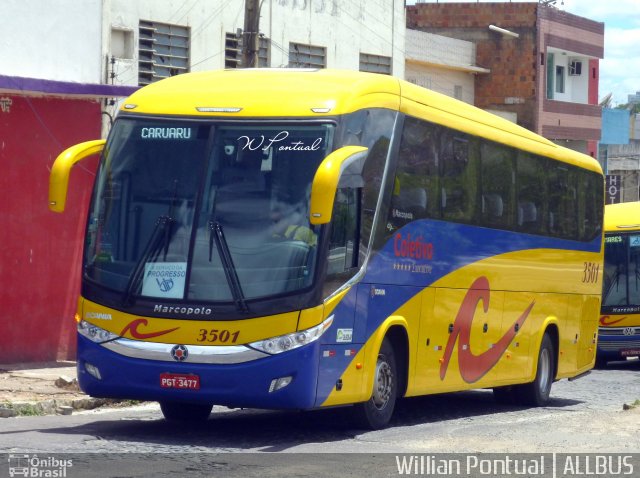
top-left (111, 28), bottom-right (134, 60)
top-left (224, 32), bottom-right (242, 69)
top-left (225, 32), bottom-right (270, 68)
top-left (546, 52), bottom-right (555, 99)
top-left (569, 59), bottom-right (582, 76)
top-left (289, 43), bottom-right (326, 68)
top-left (359, 53), bottom-right (392, 75)
top-left (138, 20), bottom-right (190, 86)
top-left (555, 65), bottom-right (565, 94)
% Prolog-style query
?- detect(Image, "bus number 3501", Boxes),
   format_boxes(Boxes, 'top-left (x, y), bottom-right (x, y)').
top-left (197, 329), bottom-right (240, 343)
top-left (582, 262), bottom-right (600, 284)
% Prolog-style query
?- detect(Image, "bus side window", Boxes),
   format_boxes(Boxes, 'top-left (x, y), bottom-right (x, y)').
top-left (480, 141), bottom-right (515, 229)
top-left (579, 170), bottom-right (603, 241)
top-left (441, 134), bottom-right (478, 224)
top-left (548, 165), bottom-right (578, 239)
top-left (516, 152), bottom-right (547, 235)
top-left (388, 116), bottom-right (438, 235)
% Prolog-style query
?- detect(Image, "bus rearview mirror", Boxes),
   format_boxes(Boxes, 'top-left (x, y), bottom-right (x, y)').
top-left (49, 140), bottom-right (106, 213)
top-left (309, 146), bottom-right (368, 225)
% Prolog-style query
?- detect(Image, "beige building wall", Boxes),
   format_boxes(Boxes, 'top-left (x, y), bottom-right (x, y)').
top-left (404, 29), bottom-right (487, 105)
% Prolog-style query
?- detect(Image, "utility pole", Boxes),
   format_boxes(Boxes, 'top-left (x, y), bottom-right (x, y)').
top-left (242, 0), bottom-right (261, 68)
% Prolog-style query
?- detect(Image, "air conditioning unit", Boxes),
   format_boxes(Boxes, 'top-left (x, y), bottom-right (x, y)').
top-left (569, 60), bottom-right (582, 76)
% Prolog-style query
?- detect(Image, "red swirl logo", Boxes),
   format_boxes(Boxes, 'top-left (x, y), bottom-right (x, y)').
top-left (599, 315), bottom-right (627, 326)
top-left (120, 318), bottom-right (179, 339)
top-left (440, 276), bottom-right (535, 383)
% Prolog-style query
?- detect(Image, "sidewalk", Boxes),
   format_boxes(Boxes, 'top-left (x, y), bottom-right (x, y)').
top-left (0, 362), bottom-right (121, 417)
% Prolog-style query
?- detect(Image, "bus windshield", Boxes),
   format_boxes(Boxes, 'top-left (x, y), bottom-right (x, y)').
top-left (602, 233), bottom-right (640, 308)
top-left (85, 118), bottom-right (334, 304)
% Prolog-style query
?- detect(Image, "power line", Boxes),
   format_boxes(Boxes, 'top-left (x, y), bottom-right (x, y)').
top-left (174, 0), bottom-right (201, 24)
top-left (191, 0), bottom-right (236, 39)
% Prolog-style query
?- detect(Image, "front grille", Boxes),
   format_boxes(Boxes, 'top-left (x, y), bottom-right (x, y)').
top-left (597, 339), bottom-right (640, 351)
top-left (598, 327), bottom-right (640, 336)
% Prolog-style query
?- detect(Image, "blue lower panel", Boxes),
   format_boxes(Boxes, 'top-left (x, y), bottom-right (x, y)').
top-left (597, 334), bottom-right (640, 360)
top-left (77, 335), bottom-right (320, 409)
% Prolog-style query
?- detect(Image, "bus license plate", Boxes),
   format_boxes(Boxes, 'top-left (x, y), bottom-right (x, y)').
top-left (160, 373), bottom-right (200, 390)
top-left (621, 349), bottom-right (640, 357)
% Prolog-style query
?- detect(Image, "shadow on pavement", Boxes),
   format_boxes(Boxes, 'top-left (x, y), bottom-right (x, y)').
top-left (7, 388), bottom-right (583, 452)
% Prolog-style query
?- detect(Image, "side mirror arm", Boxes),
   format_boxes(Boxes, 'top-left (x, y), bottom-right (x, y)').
top-left (49, 139), bottom-right (106, 212)
top-left (309, 146), bottom-right (368, 225)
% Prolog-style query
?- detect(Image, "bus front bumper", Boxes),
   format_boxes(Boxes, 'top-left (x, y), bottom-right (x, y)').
top-left (77, 334), bottom-right (320, 409)
top-left (596, 328), bottom-right (640, 361)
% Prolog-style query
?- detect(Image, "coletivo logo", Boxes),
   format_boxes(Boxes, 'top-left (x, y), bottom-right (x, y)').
top-left (440, 276), bottom-right (535, 383)
top-left (393, 233), bottom-right (433, 259)
top-left (120, 318), bottom-right (179, 340)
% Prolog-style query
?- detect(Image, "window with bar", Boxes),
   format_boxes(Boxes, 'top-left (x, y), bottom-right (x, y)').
top-left (359, 52), bottom-right (392, 75)
top-left (138, 20), bottom-right (190, 86)
top-left (225, 32), bottom-right (270, 68)
top-left (288, 42), bottom-right (326, 68)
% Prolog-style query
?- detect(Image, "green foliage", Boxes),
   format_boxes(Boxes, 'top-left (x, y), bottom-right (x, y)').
top-left (16, 403), bottom-right (42, 416)
top-left (615, 103), bottom-right (640, 114)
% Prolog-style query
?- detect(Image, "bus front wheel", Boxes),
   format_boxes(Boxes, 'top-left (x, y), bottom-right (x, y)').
top-left (354, 338), bottom-right (397, 430)
top-left (159, 401), bottom-right (213, 422)
top-left (514, 333), bottom-right (555, 406)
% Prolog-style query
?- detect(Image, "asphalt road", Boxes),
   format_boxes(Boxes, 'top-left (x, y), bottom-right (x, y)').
top-left (1, 360), bottom-right (638, 477)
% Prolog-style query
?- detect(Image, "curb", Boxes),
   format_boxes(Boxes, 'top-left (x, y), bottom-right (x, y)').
top-left (0, 397), bottom-right (125, 418)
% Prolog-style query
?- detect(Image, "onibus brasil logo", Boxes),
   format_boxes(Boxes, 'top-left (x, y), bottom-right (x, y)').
top-left (8, 454), bottom-right (73, 477)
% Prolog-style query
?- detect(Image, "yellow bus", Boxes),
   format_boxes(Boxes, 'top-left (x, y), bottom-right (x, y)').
top-left (49, 69), bottom-right (604, 428)
top-left (598, 201), bottom-right (640, 366)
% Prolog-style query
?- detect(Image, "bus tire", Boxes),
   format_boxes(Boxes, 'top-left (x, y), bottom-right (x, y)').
top-left (354, 338), bottom-right (397, 430)
top-left (159, 401), bottom-right (213, 422)
top-left (514, 333), bottom-right (555, 406)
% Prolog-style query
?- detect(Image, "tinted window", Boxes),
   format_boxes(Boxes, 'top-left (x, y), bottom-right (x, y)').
top-left (388, 117), bottom-right (439, 233)
top-left (603, 234), bottom-right (628, 307)
top-left (340, 109), bottom-right (397, 259)
top-left (516, 152), bottom-right (548, 235)
top-left (441, 134), bottom-right (478, 223)
top-left (548, 164), bottom-right (578, 238)
top-left (386, 115), bottom-right (602, 243)
top-left (480, 141), bottom-right (515, 229)
top-left (579, 171), bottom-right (604, 241)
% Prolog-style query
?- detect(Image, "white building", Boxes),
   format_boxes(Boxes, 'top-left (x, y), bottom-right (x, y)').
top-left (99, 0), bottom-right (405, 124)
top-left (104, 1), bottom-right (405, 82)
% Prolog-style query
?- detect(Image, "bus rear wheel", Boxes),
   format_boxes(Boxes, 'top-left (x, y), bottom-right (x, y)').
top-left (514, 333), bottom-right (555, 406)
top-left (159, 401), bottom-right (213, 422)
top-left (354, 338), bottom-right (397, 430)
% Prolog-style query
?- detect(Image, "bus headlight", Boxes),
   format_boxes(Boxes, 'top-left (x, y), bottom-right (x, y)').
top-left (78, 320), bottom-right (119, 343)
top-left (250, 315), bottom-right (334, 354)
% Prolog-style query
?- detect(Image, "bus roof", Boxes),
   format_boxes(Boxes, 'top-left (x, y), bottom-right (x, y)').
top-left (605, 201), bottom-right (640, 232)
top-left (121, 68), bottom-right (602, 174)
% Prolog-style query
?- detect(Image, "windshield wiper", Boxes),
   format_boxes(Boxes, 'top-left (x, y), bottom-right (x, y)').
top-left (209, 220), bottom-right (249, 313)
top-left (121, 215), bottom-right (174, 306)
